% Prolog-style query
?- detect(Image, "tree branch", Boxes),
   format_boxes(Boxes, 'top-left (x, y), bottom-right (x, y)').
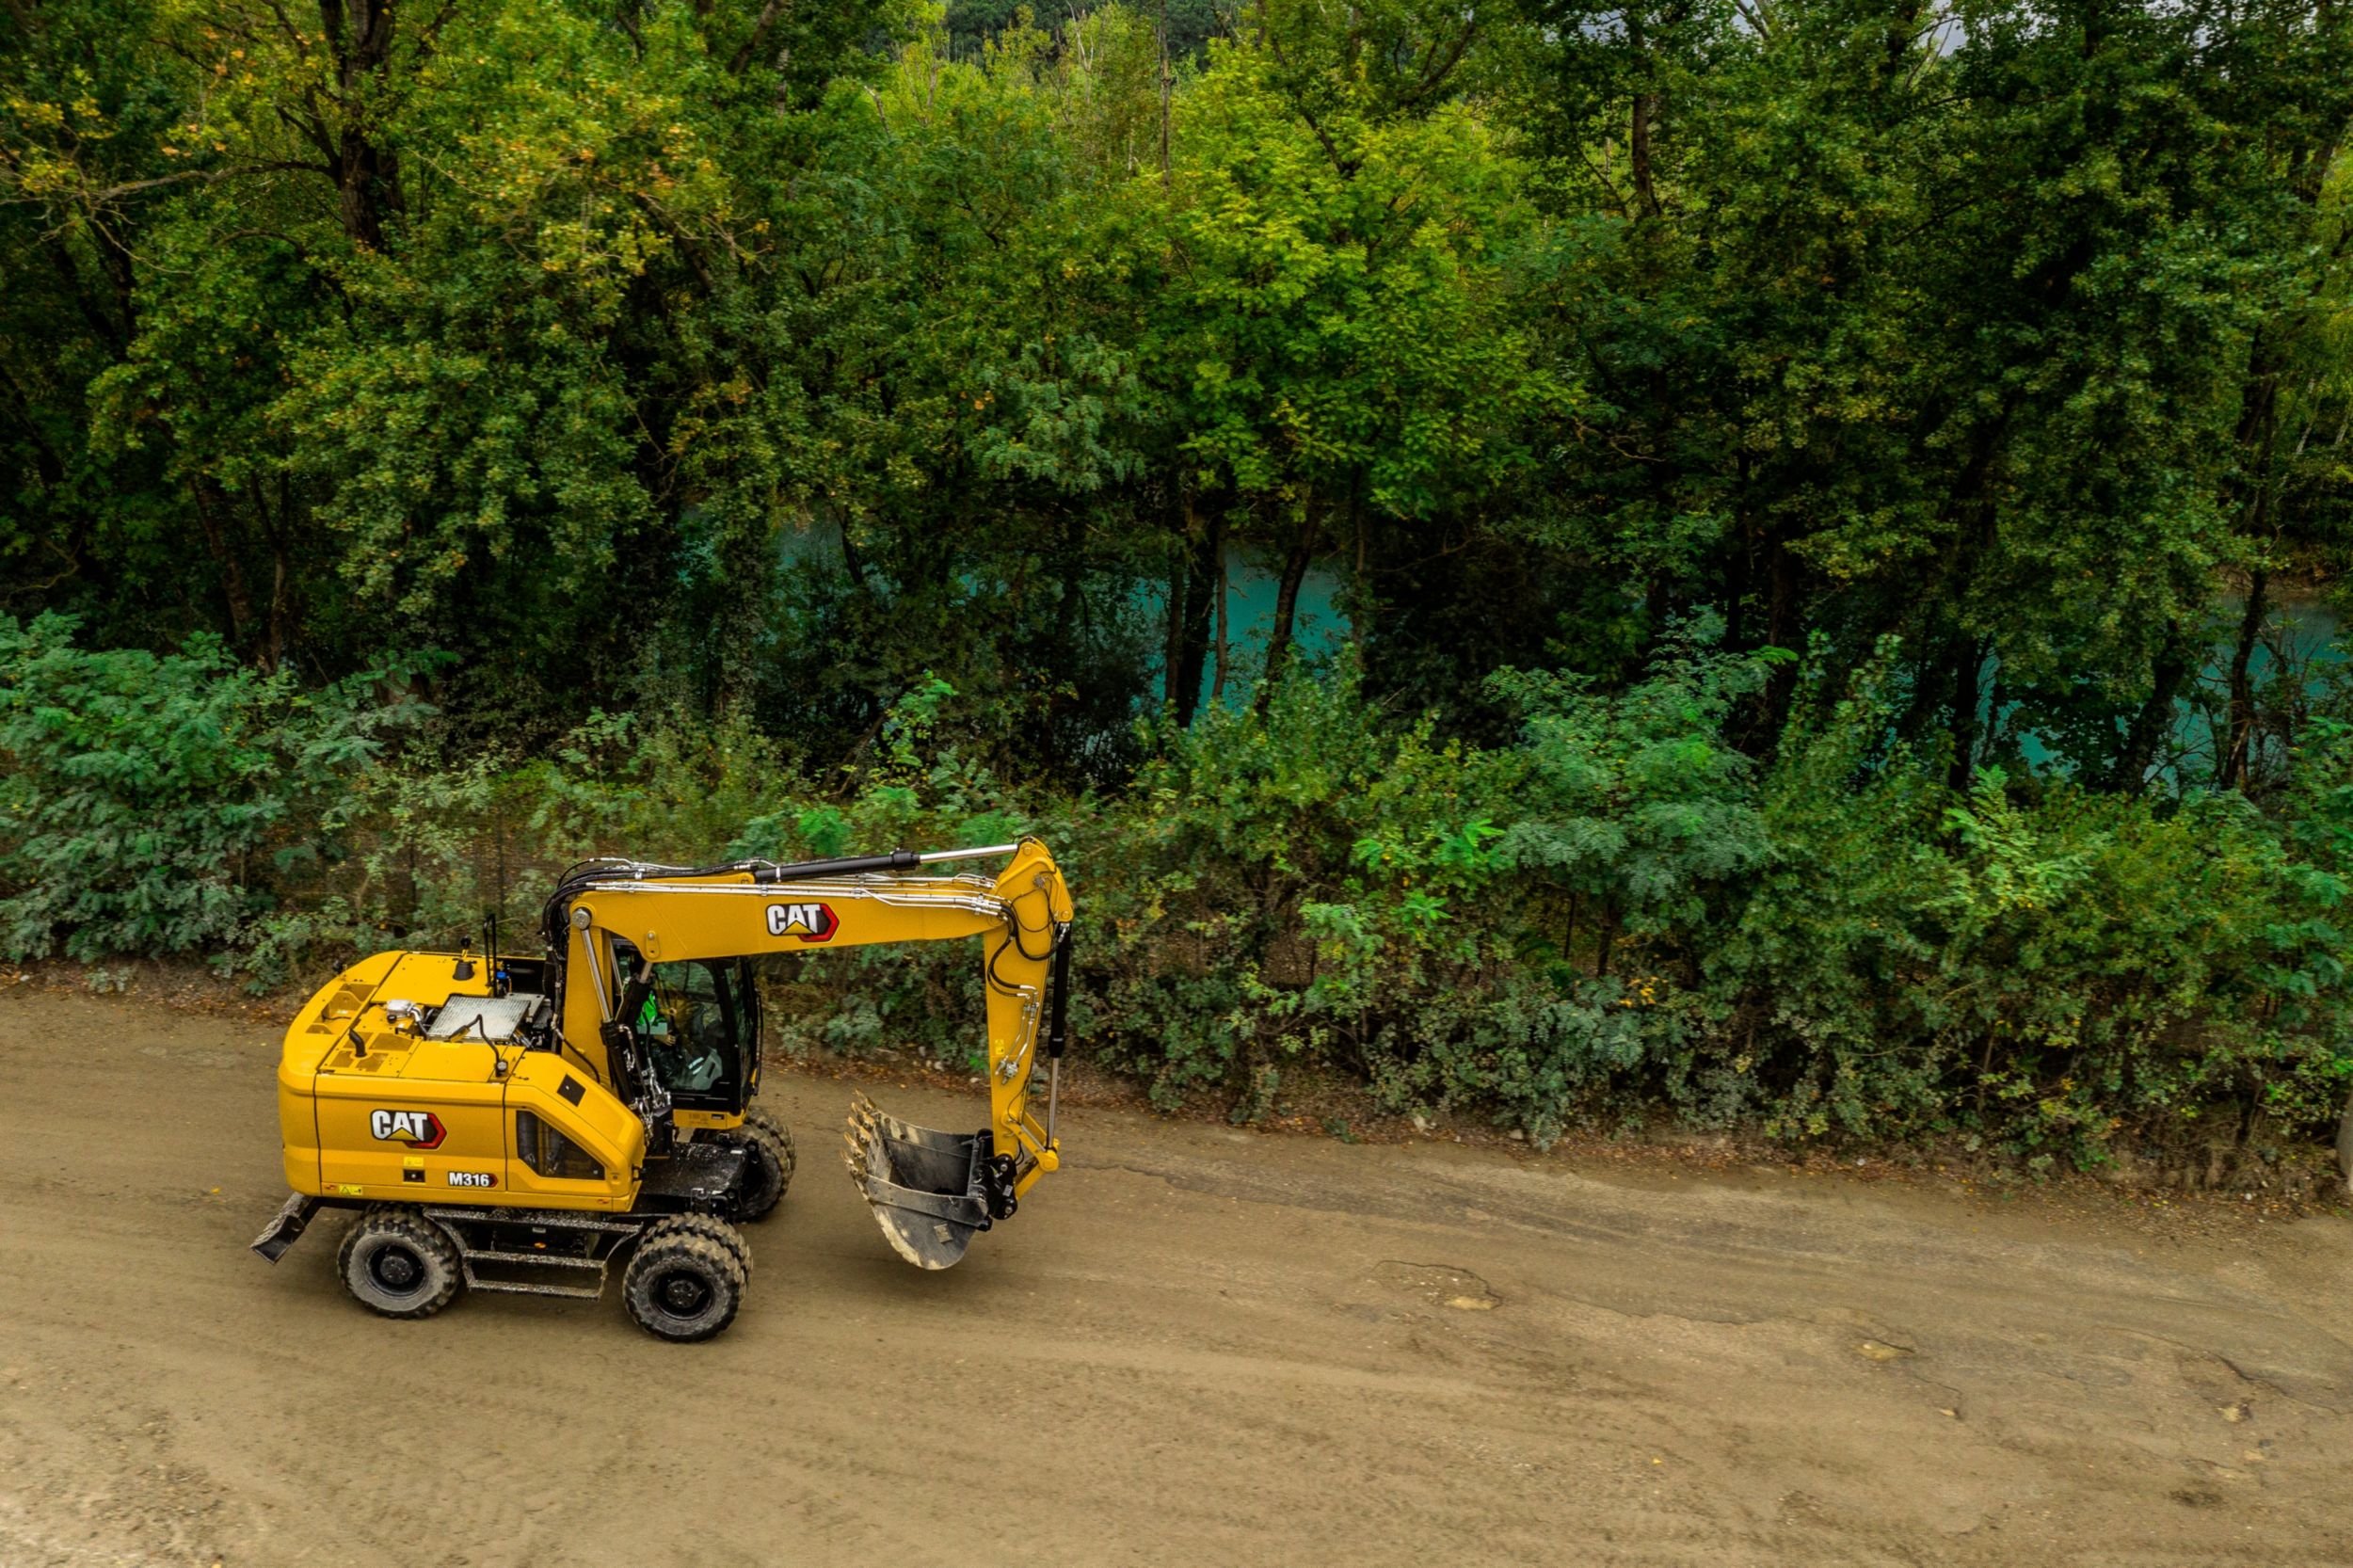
top-left (1394, 20), bottom-right (1479, 111)
top-left (728, 0), bottom-right (789, 75)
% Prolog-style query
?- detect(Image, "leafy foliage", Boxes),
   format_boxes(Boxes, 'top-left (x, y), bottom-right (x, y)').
top-left (0, 614), bottom-right (423, 964)
top-left (5, 2), bottom-right (2353, 1173)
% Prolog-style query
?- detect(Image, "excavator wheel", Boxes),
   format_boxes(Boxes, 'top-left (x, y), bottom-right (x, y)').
top-left (337, 1206), bottom-right (463, 1320)
top-left (713, 1109), bottom-right (795, 1223)
top-left (622, 1218), bottom-right (746, 1342)
top-left (664, 1210), bottom-right (753, 1277)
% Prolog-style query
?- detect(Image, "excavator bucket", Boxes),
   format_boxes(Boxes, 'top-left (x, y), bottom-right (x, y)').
top-left (842, 1093), bottom-right (1001, 1270)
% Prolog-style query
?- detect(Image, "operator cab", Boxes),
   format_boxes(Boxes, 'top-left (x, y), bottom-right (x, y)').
top-left (608, 943), bottom-right (763, 1113)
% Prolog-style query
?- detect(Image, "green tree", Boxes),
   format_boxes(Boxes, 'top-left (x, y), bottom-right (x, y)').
top-left (1143, 33), bottom-right (1568, 696)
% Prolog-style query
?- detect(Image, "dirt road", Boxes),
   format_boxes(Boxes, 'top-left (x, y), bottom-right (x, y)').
top-left (3, 986), bottom-right (2350, 1566)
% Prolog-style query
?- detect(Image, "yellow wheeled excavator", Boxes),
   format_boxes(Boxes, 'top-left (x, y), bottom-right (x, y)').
top-left (250, 839), bottom-right (1076, 1339)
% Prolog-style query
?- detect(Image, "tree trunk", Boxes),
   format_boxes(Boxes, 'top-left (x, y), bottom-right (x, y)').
top-left (1349, 483), bottom-right (1369, 649)
top-left (1173, 502), bottom-right (1222, 727)
top-left (1761, 534), bottom-right (1803, 732)
top-left (1947, 633), bottom-right (1989, 792)
top-left (2221, 569), bottom-right (2269, 791)
top-left (1629, 92), bottom-right (1659, 217)
top-left (1724, 467), bottom-right (1753, 650)
top-left (1644, 572), bottom-right (1672, 642)
top-left (1156, 0), bottom-right (1173, 185)
top-left (1161, 513), bottom-right (1191, 715)
top-left (2218, 322), bottom-right (2284, 792)
top-left (318, 0), bottom-right (409, 250)
top-left (266, 473), bottom-right (299, 673)
top-left (2111, 635), bottom-right (2191, 792)
top-left (337, 128), bottom-right (402, 250)
top-left (264, 555), bottom-right (290, 673)
top-left (1257, 541), bottom-right (1314, 711)
top-left (1211, 547), bottom-right (1231, 704)
top-left (191, 477), bottom-right (257, 652)
top-left (1881, 0), bottom-right (1925, 84)
top-left (0, 361), bottom-right (68, 489)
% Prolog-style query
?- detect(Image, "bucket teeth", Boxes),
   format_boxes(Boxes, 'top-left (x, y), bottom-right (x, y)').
top-left (841, 1094), bottom-right (890, 1190)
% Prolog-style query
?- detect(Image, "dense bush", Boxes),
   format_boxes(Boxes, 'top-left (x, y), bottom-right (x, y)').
top-left (8, 614), bottom-right (2345, 1175)
top-left (1712, 661), bottom-right (2353, 1161)
top-left (0, 615), bottom-right (424, 965)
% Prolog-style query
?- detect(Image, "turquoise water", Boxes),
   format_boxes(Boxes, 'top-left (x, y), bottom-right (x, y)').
top-left (1149, 548), bottom-right (1348, 710)
top-left (1173, 568), bottom-right (2349, 786)
top-left (773, 523), bottom-right (1348, 710)
top-left (778, 520), bottom-right (2343, 776)
top-left (2002, 595), bottom-right (2344, 778)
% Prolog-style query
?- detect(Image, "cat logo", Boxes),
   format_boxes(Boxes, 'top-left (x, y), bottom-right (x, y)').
top-left (369, 1109), bottom-right (447, 1149)
top-left (764, 901), bottom-right (839, 943)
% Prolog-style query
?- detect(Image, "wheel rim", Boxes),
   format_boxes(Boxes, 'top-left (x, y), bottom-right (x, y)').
top-left (654, 1267), bottom-right (713, 1318)
top-left (370, 1242), bottom-right (424, 1294)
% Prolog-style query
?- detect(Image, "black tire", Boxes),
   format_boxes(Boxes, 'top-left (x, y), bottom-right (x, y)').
top-left (337, 1206), bottom-right (462, 1320)
top-left (664, 1210), bottom-right (752, 1277)
top-left (714, 1109), bottom-right (794, 1223)
top-left (622, 1221), bottom-right (745, 1342)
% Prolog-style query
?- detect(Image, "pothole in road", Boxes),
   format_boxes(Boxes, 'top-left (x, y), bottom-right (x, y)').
top-left (1378, 1260), bottom-right (1501, 1312)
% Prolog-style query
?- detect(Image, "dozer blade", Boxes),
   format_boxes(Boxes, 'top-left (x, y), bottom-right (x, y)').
top-left (249, 1192), bottom-right (321, 1263)
top-left (842, 1092), bottom-right (997, 1270)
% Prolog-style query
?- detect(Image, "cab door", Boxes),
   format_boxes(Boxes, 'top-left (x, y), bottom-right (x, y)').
top-left (733, 958), bottom-right (762, 1097)
top-left (642, 956), bottom-right (751, 1113)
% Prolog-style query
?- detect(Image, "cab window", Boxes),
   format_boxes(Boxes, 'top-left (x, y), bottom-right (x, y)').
top-left (606, 946), bottom-right (758, 1112)
top-left (634, 959), bottom-right (727, 1097)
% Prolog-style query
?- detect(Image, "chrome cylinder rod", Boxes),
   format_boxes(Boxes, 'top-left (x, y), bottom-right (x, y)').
top-left (914, 843), bottom-right (1021, 865)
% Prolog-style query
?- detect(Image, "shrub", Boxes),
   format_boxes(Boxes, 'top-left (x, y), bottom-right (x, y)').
top-left (6, 613), bottom-right (2346, 1170)
top-left (0, 614), bottom-right (423, 968)
top-left (1707, 656), bottom-right (2353, 1163)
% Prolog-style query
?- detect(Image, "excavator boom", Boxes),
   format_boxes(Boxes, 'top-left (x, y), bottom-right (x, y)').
top-left (550, 838), bottom-right (1076, 1268)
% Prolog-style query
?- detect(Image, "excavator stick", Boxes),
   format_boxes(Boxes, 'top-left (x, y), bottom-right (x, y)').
top-left (842, 869), bottom-right (1073, 1269)
top-left (842, 1093), bottom-right (1013, 1270)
